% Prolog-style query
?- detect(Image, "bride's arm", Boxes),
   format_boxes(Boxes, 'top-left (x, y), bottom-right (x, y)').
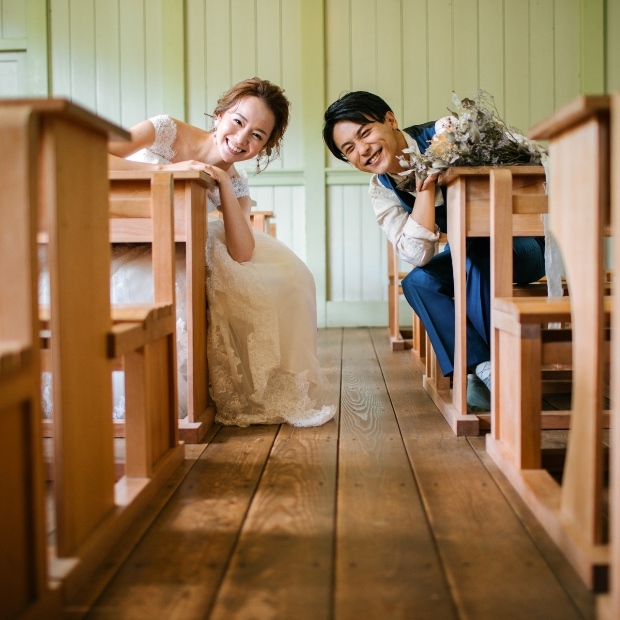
top-left (108, 119), bottom-right (157, 158)
top-left (207, 166), bottom-right (255, 262)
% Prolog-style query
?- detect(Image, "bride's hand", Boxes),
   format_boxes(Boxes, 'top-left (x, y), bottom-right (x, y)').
top-left (162, 160), bottom-right (228, 183)
top-left (200, 164), bottom-right (231, 186)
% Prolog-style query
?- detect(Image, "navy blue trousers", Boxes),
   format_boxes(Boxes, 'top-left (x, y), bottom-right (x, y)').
top-left (401, 237), bottom-right (545, 377)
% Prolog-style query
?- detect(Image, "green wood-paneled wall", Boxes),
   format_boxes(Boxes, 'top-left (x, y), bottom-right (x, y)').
top-left (7, 0), bottom-right (619, 327)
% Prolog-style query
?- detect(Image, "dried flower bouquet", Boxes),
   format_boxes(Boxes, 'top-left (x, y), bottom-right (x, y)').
top-left (397, 90), bottom-right (547, 190)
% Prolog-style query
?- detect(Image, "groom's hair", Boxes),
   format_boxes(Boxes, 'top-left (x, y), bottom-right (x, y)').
top-left (323, 91), bottom-right (393, 162)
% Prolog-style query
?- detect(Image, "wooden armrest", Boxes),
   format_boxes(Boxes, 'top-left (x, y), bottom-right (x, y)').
top-left (111, 303), bottom-right (173, 325)
top-left (108, 303), bottom-right (175, 357)
top-left (251, 209), bottom-right (274, 216)
top-left (493, 296), bottom-right (611, 324)
top-left (493, 297), bottom-right (573, 323)
top-left (108, 169), bottom-right (215, 187)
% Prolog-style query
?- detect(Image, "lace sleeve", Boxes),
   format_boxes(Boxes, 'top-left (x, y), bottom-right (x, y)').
top-left (207, 174), bottom-right (251, 209)
top-left (148, 115), bottom-right (177, 162)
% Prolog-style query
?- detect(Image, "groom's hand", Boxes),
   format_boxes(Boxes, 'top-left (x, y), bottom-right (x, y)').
top-left (416, 173), bottom-right (438, 193)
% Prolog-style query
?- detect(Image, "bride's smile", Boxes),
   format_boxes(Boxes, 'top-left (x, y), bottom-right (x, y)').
top-left (215, 96), bottom-right (275, 165)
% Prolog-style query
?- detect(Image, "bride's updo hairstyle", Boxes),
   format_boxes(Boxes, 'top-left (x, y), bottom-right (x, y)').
top-left (212, 77), bottom-right (290, 169)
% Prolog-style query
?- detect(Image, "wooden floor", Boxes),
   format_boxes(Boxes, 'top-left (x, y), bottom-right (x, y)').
top-left (81, 328), bottom-right (596, 619)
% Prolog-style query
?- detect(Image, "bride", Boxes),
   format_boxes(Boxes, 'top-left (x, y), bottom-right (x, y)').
top-left (107, 77), bottom-right (336, 428)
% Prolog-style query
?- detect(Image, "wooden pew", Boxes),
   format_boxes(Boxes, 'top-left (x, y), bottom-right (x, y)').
top-left (108, 170), bottom-right (214, 443)
top-left (249, 208), bottom-right (276, 235)
top-left (485, 95), bottom-right (611, 590)
top-left (0, 104), bottom-right (61, 620)
top-left (485, 169), bottom-right (579, 432)
top-left (387, 240), bottom-right (414, 351)
top-left (108, 175), bottom-right (276, 444)
top-left (425, 166), bottom-right (546, 435)
top-left (388, 233), bottom-right (448, 373)
top-left (108, 173), bottom-right (181, 479)
top-left (0, 98), bottom-right (184, 610)
top-left (211, 206), bottom-right (277, 235)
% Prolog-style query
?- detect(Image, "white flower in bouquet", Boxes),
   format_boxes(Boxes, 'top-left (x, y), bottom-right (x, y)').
top-left (397, 90), bottom-right (547, 190)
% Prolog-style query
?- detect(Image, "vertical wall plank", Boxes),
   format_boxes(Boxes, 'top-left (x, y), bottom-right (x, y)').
top-left (145, 0), bottom-right (164, 118)
top-left (300, 0), bottom-right (327, 324)
top-left (69, 0), bottom-right (96, 111)
top-left (402, 0), bottom-right (429, 123)
top-left (608, 0), bottom-right (620, 91)
top-left (94, 0), bottom-right (120, 124)
top-left (203, 0), bottom-right (232, 121)
top-left (255, 0), bottom-right (280, 84)
top-left (186, 0), bottom-right (207, 126)
top-left (360, 193), bottom-right (383, 301)
top-left (478, 0), bottom-right (505, 115)
top-left (50, 0), bottom-right (71, 98)
top-left (290, 185), bottom-right (306, 259)
top-left (281, 0), bottom-right (303, 170)
top-left (161, 0), bottom-right (185, 119)
top-left (271, 186), bottom-right (306, 261)
top-left (580, 0), bottom-right (605, 94)
top-left (342, 185), bottom-right (363, 301)
top-left (376, 0), bottom-right (403, 120)
top-left (504, 0), bottom-right (530, 131)
top-left (230, 0), bottom-right (256, 83)
top-left (554, 0), bottom-right (580, 108)
top-left (324, 0), bottom-right (351, 173)
top-left (1, 0), bottom-right (26, 37)
top-left (325, 0), bottom-right (351, 101)
top-left (250, 186), bottom-right (274, 211)
top-left (529, 0), bottom-right (555, 127)
top-left (328, 185), bottom-right (345, 302)
top-left (350, 0), bottom-right (377, 93)
top-left (255, 0), bottom-right (283, 170)
top-left (26, 0), bottom-right (48, 96)
top-left (427, 0), bottom-right (453, 119)
top-left (453, 0), bottom-right (479, 100)
top-left (119, 1), bottom-right (146, 125)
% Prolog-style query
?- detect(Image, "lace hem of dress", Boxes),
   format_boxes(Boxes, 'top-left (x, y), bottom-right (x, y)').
top-left (205, 220), bottom-right (336, 428)
top-left (149, 114), bottom-right (177, 162)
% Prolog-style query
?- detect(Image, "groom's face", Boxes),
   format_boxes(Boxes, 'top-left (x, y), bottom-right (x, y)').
top-left (332, 112), bottom-right (405, 175)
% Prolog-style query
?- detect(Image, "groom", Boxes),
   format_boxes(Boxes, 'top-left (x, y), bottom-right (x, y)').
top-left (322, 91), bottom-right (546, 411)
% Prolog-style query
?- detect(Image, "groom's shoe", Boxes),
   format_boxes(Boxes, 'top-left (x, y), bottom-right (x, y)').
top-left (467, 374), bottom-right (490, 412)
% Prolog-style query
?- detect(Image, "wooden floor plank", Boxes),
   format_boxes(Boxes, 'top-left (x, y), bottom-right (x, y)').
top-left (371, 327), bottom-right (589, 620)
top-left (86, 424), bottom-right (278, 619)
top-left (208, 329), bottom-right (343, 620)
top-left (335, 328), bottom-right (456, 619)
top-left (85, 328), bottom-right (598, 619)
top-left (468, 435), bottom-right (596, 619)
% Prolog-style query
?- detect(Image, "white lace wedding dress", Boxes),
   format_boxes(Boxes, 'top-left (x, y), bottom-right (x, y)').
top-left (109, 115), bottom-right (336, 427)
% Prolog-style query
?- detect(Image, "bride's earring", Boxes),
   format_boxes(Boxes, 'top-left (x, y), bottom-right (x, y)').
top-left (256, 150), bottom-right (267, 173)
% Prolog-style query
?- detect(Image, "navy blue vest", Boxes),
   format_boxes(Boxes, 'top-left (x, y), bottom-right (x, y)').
top-left (377, 122), bottom-right (447, 233)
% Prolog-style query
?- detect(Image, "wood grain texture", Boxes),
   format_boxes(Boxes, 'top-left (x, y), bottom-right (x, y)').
top-left (86, 425), bottom-right (278, 618)
top-left (335, 328), bottom-right (455, 619)
top-left (83, 328), bottom-right (601, 618)
top-left (371, 328), bottom-right (585, 620)
top-left (469, 435), bottom-right (596, 620)
top-left (209, 329), bottom-right (342, 620)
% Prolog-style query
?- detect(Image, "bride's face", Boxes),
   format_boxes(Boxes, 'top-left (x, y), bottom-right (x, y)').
top-left (215, 96), bottom-right (276, 163)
